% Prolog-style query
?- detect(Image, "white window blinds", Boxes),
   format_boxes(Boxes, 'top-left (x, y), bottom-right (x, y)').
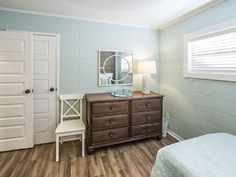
top-left (188, 31), bottom-right (236, 74)
top-left (184, 20), bottom-right (236, 82)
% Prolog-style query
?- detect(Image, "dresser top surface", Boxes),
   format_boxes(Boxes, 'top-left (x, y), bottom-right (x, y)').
top-left (86, 91), bottom-right (163, 102)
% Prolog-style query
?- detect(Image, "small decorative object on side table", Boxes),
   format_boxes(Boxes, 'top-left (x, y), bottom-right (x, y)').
top-left (137, 60), bottom-right (157, 94)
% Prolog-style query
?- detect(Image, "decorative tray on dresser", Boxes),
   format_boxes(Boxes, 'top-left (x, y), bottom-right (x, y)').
top-left (86, 91), bottom-right (164, 153)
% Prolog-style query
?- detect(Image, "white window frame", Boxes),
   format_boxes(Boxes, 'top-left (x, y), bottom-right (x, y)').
top-left (184, 19), bottom-right (236, 82)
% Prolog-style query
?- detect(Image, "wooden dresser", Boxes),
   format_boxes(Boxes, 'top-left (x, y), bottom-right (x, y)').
top-left (86, 91), bottom-right (164, 153)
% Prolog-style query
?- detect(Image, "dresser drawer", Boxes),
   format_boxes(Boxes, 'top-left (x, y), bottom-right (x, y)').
top-left (92, 101), bottom-right (129, 116)
top-left (131, 123), bottom-right (161, 137)
top-left (132, 98), bottom-right (161, 112)
top-left (92, 114), bottom-right (129, 130)
top-left (132, 111), bottom-right (161, 125)
top-left (92, 127), bottom-right (128, 144)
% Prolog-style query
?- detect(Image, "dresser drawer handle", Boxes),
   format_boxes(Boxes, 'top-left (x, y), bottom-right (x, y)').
top-left (109, 133), bottom-right (113, 137)
top-left (145, 115), bottom-right (150, 119)
top-left (145, 103), bottom-right (150, 107)
top-left (109, 106), bottom-right (113, 110)
top-left (109, 120), bottom-right (113, 124)
top-left (145, 128), bottom-right (150, 132)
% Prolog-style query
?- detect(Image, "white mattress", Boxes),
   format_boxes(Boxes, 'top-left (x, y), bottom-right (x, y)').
top-left (151, 133), bottom-right (236, 177)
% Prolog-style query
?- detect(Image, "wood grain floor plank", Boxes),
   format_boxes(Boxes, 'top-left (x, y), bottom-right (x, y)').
top-left (0, 135), bottom-right (177, 177)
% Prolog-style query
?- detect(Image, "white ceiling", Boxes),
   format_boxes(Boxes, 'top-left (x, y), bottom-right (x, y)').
top-left (0, 0), bottom-right (221, 29)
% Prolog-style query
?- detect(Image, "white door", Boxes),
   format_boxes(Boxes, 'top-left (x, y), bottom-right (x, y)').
top-left (0, 31), bottom-right (33, 152)
top-left (33, 34), bottom-right (57, 144)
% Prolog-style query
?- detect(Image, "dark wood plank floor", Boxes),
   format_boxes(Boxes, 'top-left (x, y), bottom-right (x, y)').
top-left (0, 135), bottom-right (177, 177)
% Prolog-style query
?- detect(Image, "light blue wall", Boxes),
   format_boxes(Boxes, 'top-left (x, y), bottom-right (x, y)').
top-left (0, 10), bottom-right (159, 94)
top-left (160, 0), bottom-right (236, 139)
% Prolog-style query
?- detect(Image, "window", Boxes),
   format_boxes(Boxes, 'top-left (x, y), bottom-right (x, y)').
top-left (184, 20), bottom-right (236, 82)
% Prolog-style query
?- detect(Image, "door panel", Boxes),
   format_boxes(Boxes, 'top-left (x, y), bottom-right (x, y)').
top-left (0, 125), bottom-right (25, 139)
top-left (34, 119), bottom-right (48, 133)
top-left (33, 40), bottom-right (49, 55)
top-left (0, 38), bottom-right (24, 52)
top-left (33, 80), bottom-right (49, 92)
top-left (33, 99), bottom-right (49, 113)
top-left (0, 31), bottom-right (33, 152)
top-left (33, 35), bottom-right (57, 144)
top-left (0, 61), bottom-right (24, 74)
top-left (0, 83), bottom-right (24, 95)
top-left (0, 105), bottom-right (24, 117)
top-left (33, 61), bottom-right (49, 74)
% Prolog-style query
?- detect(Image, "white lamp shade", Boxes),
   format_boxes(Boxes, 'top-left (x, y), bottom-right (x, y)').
top-left (137, 60), bottom-right (156, 74)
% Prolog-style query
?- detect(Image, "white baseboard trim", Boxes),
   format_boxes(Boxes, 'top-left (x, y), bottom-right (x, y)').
top-left (167, 130), bottom-right (184, 141)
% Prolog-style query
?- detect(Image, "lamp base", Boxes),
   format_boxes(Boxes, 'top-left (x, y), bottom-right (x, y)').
top-left (142, 75), bottom-right (151, 94)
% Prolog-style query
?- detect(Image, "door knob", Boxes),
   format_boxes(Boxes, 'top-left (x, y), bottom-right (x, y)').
top-left (49, 87), bottom-right (55, 92)
top-left (25, 89), bottom-right (31, 94)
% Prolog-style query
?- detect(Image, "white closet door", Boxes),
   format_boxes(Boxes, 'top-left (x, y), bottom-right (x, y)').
top-left (0, 31), bottom-right (33, 152)
top-left (33, 34), bottom-right (57, 144)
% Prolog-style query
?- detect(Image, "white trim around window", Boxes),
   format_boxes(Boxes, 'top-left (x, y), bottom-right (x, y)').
top-left (184, 18), bottom-right (236, 82)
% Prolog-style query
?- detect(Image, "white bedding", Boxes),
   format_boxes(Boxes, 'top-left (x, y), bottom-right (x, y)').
top-left (151, 133), bottom-right (236, 177)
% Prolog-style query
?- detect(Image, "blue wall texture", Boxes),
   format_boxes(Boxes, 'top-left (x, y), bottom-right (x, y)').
top-left (2, 0), bottom-right (236, 139)
top-left (160, 0), bottom-right (236, 139)
top-left (0, 10), bottom-right (159, 94)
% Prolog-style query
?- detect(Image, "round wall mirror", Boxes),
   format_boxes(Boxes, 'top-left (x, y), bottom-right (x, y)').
top-left (99, 50), bottom-right (133, 86)
top-left (103, 54), bottom-right (130, 82)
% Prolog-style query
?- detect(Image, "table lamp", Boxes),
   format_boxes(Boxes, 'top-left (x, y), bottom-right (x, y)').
top-left (137, 60), bottom-right (156, 94)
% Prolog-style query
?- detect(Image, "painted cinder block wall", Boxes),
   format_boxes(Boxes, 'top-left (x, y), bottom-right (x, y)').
top-left (0, 10), bottom-right (159, 94)
top-left (160, 0), bottom-right (236, 139)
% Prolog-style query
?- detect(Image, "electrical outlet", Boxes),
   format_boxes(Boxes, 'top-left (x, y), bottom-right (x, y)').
top-left (166, 113), bottom-right (170, 120)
